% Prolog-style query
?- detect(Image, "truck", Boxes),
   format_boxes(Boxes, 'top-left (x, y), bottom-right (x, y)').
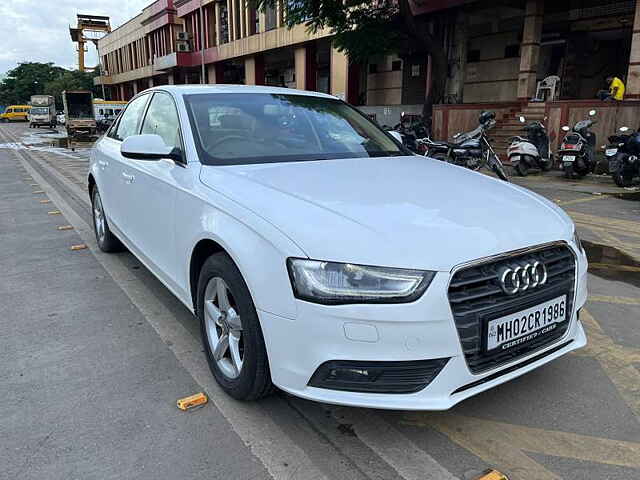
top-left (62, 90), bottom-right (97, 138)
top-left (29, 95), bottom-right (56, 128)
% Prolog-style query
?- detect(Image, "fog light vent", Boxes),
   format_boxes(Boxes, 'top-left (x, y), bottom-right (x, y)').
top-left (308, 358), bottom-right (449, 394)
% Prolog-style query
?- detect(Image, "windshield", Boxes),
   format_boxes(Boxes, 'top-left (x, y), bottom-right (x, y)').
top-left (31, 107), bottom-right (49, 115)
top-left (184, 93), bottom-right (407, 165)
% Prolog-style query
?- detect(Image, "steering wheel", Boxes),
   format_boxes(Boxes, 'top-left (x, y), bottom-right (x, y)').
top-left (209, 135), bottom-right (249, 149)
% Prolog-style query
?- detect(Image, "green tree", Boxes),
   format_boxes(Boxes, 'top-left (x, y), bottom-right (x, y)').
top-left (253, 0), bottom-right (450, 125)
top-left (0, 62), bottom-right (99, 110)
top-left (0, 62), bottom-right (66, 106)
top-left (44, 70), bottom-right (100, 110)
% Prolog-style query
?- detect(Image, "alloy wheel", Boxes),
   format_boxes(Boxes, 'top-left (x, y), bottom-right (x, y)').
top-left (204, 277), bottom-right (244, 379)
top-left (93, 192), bottom-right (106, 243)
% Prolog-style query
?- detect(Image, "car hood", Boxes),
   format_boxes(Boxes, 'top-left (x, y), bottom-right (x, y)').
top-left (199, 156), bottom-right (573, 271)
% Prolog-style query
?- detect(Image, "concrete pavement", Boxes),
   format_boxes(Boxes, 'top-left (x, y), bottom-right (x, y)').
top-left (1, 122), bottom-right (638, 480)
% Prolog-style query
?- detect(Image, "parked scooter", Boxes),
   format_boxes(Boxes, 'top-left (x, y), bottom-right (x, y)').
top-left (418, 111), bottom-right (509, 181)
top-left (605, 125), bottom-right (640, 187)
top-left (558, 109), bottom-right (598, 179)
top-left (507, 116), bottom-right (553, 176)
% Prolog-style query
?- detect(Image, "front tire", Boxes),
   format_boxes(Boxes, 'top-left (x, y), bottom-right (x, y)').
top-left (197, 253), bottom-right (273, 401)
top-left (613, 172), bottom-right (634, 187)
top-left (91, 187), bottom-right (124, 252)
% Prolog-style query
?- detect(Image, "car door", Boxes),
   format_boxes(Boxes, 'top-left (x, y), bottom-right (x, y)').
top-left (94, 93), bottom-right (151, 237)
top-left (119, 91), bottom-right (189, 291)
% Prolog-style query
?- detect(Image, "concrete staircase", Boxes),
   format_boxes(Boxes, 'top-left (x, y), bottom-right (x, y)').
top-left (489, 102), bottom-right (547, 163)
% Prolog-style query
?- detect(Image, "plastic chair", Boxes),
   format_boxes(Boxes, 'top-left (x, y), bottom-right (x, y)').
top-left (535, 76), bottom-right (560, 101)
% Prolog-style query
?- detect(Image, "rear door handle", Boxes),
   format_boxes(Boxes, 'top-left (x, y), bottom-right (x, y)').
top-left (121, 172), bottom-right (135, 184)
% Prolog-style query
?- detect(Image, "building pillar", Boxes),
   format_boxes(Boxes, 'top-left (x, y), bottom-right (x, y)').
top-left (215, 2), bottom-right (223, 45)
top-left (330, 45), bottom-right (349, 100)
top-left (119, 84), bottom-right (126, 101)
top-left (168, 73), bottom-right (175, 85)
top-left (207, 64), bottom-right (218, 84)
top-left (244, 55), bottom-right (264, 85)
top-left (626, 2), bottom-right (640, 99)
top-left (148, 77), bottom-right (154, 88)
top-left (517, 0), bottom-right (544, 101)
top-left (295, 44), bottom-right (317, 91)
top-left (132, 82), bottom-right (139, 95)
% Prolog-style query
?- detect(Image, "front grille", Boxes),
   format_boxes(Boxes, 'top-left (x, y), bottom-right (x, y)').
top-left (448, 243), bottom-right (576, 374)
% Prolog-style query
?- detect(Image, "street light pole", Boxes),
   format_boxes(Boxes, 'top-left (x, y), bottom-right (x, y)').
top-left (200, 0), bottom-right (206, 84)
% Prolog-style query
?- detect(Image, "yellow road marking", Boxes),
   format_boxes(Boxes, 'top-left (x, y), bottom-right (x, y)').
top-left (579, 309), bottom-right (640, 418)
top-left (569, 211), bottom-right (640, 236)
top-left (47, 210), bottom-right (61, 215)
top-left (556, 195), bottom-right (607, 206)
top-left (57, 225), bottom-right (73, 231)
top-left (589, 295), bottom-right (640, 306)
top-left (589, 263), bottom-right (640, 273)
top-left (39, 199), bottom-right (51, 204)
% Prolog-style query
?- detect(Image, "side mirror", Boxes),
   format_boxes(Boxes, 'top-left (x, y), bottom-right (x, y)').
top-left (620, 126), bottom-right (630, 132)
top-left (562, 126), bottom-right (570, 132)
top-left (589, 109), bottom-right (596, 116)
top-left (121, 134), bottom-right (181, 162)
top-left (519, 116), bottom-right (526, 123)
top-left (388, 130), bottom-right (403, 143)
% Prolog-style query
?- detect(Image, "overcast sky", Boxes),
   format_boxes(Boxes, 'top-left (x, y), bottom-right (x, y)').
top-left (0, 0), bottom-right (150, 75)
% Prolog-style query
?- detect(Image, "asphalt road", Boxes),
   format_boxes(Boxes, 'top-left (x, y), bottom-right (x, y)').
top-left (1, 122), bottom-right (639, 480)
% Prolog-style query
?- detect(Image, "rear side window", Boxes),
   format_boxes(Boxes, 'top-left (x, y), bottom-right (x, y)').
top-left (112, 94), bottom-right (149, 141)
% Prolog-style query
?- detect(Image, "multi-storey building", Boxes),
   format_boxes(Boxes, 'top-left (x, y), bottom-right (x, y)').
top-left (96, 0), bottom-right (640, 147)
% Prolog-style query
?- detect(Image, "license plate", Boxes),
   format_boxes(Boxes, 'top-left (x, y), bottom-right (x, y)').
top-left (562, 155), bottom-right (575, 162)
top-left (486, 295), bottom-right (567, 351)
top-left (605, 149), bottom-right (618, 156)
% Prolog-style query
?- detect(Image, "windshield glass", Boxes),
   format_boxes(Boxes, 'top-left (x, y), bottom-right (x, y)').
top-left (184, 93), bottom-right (407, 165)
top-left (31, 107), bottom-right (49, 115)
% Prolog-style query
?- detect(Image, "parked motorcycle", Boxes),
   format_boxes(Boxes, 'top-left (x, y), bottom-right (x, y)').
top-left (419, 111), bottom-right (510, 181)
top-left (558, 109), bottom-right (598, 179)
top-left (605, 125), bottom-right (640, 187)
top-left (391, 113), bottom-right (428, 153)
top-left (507, 116), bottom-right (553, 176)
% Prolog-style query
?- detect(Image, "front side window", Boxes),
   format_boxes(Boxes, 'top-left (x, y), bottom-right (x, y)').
top-left (141, 92), bottom-right (183, 156)
top-left (184, 93), bottom-right (407, 165)
top-left (112, 94), bottom-right (149, 141)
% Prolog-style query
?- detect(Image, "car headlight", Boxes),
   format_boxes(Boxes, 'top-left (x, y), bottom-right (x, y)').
top-left (287, 258), bottom-right (435, 305)
top-left (573, 228), bottom-right (585, 254)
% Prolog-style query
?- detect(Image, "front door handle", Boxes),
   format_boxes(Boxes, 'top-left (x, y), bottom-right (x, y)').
top-left (97, 159), bottom-right (108, 170)
top-left (121, 172), bottom-right (135, 184)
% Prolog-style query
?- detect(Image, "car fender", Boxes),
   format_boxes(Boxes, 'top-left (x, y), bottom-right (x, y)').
top-left (176, 182), bottom-right (306, 320)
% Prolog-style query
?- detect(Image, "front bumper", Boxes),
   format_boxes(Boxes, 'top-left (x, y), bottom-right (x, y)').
top-left (259, 246), bottom-right (588, 410)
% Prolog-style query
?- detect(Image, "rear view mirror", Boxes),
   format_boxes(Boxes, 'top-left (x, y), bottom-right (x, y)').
top-left (519, 116), bottom-right (526, 123)
top-left (562, 126), bottom-right (570, 132)
top-left (589, 109), bottom-right (596, 116)
top-left (121, 134), bottom-right (181, 162)
top-left (388, 131), bottom-right (403, 143)
top-left (620, 126), bottom-right (630, 132)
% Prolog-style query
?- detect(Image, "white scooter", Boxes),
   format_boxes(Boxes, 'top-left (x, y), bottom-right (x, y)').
top-left (507, 116), bottom-right (553, 176)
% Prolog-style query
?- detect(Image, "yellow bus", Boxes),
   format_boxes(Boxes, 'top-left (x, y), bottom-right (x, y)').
top-left (1, 105), bottom-right (31, 122)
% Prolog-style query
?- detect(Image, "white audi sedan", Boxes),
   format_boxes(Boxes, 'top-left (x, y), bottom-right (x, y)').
top-left (89, 85), bottom-right (587, 410)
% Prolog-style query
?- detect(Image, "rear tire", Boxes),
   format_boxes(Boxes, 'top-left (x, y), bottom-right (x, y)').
top-left (515, 162), bottom-right (528, 176)
top-left (91, 187), bottom-right (124, 253)
top-left (197, 252), bottom-right (274, 401)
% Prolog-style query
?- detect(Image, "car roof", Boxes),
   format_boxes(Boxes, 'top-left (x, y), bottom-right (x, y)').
top-left (144, 84), bottom-right (338, 100)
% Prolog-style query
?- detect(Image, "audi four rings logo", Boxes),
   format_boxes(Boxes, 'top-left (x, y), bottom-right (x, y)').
top-left (499, 261), bottom-right (548, 295)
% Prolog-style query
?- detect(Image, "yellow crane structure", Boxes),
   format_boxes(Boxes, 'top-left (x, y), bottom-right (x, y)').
top-left (69, 14), bottom-right (111, 72)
